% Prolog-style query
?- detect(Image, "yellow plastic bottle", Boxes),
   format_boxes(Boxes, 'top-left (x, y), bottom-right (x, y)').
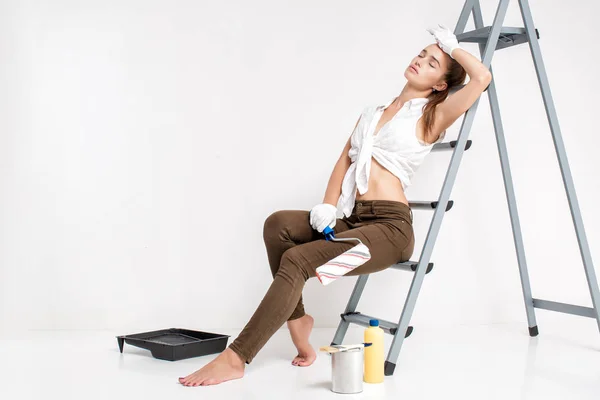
top-left (363, 319), bottom-right (384, 383)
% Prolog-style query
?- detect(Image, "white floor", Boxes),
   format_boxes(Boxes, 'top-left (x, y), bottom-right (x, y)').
top-left (1, 318), bottom-right (600, 400)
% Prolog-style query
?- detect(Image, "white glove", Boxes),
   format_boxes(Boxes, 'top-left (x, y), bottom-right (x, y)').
top-left (309, 203), bottom-right (338, 233)
top-left (426, 24), bottom-right (461, 59)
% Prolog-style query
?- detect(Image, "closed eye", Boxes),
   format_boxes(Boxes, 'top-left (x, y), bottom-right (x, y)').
top-left (419, 52), bottom-right (437, 68)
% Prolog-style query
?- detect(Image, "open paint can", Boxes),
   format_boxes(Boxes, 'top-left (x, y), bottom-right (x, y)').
top-left (330, 345), bottom-right (364, 394)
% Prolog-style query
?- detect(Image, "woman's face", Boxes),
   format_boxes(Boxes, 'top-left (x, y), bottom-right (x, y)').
top-left (404, 44), bottom-right (449, 91)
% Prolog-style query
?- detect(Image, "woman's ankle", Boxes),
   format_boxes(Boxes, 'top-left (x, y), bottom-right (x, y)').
top-left (225, 347), bottom-right (247, 367)
top-left (287, 313), bottom-right (307, 323)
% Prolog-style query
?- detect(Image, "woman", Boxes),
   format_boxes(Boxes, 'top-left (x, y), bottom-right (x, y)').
top-left (179, 24), bottom-right (491, 387)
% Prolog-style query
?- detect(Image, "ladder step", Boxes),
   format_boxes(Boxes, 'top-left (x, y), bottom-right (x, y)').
top-left (408, 200), bottom-right (454, 211)
top-left (390, 260), bottom-right (434, 274)
top-left (456, 26), bottom-right (540, 51)
top-left (340, 311), bottom-right (413, 337)
top-left (431, 139), bottom-right (472, 152)
top-left (532, 298), bottom-right (597, 319)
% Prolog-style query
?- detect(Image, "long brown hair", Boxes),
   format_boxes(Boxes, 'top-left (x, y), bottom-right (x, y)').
top-left (421, 57), bottom-right (467, 141)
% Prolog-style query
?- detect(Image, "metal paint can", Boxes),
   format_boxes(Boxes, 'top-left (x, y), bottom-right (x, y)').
top-left (330, 346), bottom-right (364, 394)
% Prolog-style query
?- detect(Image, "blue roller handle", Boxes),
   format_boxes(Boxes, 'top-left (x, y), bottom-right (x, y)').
top-left (323, 226), bottom-right (335, 241)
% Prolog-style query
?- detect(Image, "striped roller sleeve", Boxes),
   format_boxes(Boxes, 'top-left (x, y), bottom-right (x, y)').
top-left (315, 243), bottom-right (371, 286)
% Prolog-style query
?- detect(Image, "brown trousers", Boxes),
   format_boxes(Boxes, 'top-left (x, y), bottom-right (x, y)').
top-left (228, 199), bottom-right (415, 364)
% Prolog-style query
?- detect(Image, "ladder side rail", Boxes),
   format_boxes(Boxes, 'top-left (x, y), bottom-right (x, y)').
top-left (518, 0), bottom-right (600, 331)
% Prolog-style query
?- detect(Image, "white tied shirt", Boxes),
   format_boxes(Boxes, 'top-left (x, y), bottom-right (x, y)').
top-left (337, 97), bottom-right (445, 218)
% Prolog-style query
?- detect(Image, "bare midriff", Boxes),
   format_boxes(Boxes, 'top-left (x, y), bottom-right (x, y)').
top-left (352, 98), bottom-right (433, 208)
top-left (354, 157), bottom-right (409, 207)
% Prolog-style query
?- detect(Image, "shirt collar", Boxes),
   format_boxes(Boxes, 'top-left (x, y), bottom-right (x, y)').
top-left (379, 96), bottom-right (429, 111)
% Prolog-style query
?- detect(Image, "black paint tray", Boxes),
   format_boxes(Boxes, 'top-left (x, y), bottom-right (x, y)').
top-left (116, 328), bottom-right (230, 361)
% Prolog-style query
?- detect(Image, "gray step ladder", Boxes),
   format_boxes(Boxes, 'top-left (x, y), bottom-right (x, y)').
top-left (330, 0), bottom-right (600, 376)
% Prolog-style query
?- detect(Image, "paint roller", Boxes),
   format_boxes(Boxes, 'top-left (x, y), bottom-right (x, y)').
top-left (314, 226), bottom-right (371, 286)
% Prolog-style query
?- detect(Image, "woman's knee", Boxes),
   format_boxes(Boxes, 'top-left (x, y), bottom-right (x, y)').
top-left (263, 210), bottom-right (287, 243)
top-left (263, 210), bottom-right (308, 243)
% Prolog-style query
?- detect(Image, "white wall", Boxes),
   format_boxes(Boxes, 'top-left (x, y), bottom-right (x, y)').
top-left (1, 0), bottom-right (598, 335)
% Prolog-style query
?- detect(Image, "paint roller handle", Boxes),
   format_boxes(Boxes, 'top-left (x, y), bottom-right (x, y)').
top-left (323, 226), bottom-right (362, 245)
top-left (323, 226), bottom-right (335, 241)
top-left (323, 226), bottom-right (365, 247)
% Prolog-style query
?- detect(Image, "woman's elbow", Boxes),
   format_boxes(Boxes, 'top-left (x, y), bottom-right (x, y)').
top-left (473, 70), bottom-right (492, 92)
top-left (476, 70), bottom-right (492, 85)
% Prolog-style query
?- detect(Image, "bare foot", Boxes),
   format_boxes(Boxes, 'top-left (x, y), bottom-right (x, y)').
top-left (287, 314), bottom-right (316, 367)
top-left (178, 347), bottom-right (245, 387)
